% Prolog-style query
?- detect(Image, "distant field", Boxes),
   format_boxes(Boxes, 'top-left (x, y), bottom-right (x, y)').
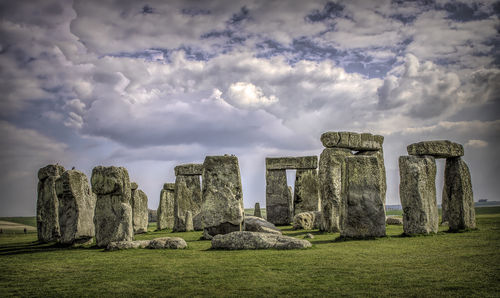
top-left (1, 207), bottom-right (499, 297)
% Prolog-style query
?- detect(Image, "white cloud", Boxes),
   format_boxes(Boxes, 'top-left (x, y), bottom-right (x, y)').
top-left (466, 139), bottom-right (488, 148)
top-left (226, 82), bottom-right (278, 109)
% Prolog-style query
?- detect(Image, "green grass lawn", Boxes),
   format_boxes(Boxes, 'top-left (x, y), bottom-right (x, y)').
top-left (0, 217), bottom-right (37, 228)
top-left (1, 208), bottom-right (499, 297)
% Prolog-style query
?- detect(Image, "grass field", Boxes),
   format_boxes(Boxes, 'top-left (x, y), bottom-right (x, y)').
top-left (1, 207), bottom-right (499, 297)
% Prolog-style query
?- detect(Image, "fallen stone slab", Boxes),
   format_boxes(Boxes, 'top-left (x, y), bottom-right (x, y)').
top-left (321, 131), bottom-right (383, 151)
top-left (211, 231), bottom-right (311, 250)
top-left (293, 211), bottom-right (321, 230)
top-left (265, 156), bottom-right (318, 170)
top-left (244, 216), bottom-right (282, 234)
top-left (407, 140), bottom-right (464, 158)
top-left (174, 163), bottom-right (203, 176)
top-left (106, 240), bottom-right (151, 251)
top-left (386, 217), bottom-right (403, 225)
top-left (106, 237), bottom-right (187, 251)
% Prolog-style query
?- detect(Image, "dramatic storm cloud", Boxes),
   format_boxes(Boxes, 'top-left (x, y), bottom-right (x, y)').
top-left (0, 0), bottom-right (498, 215)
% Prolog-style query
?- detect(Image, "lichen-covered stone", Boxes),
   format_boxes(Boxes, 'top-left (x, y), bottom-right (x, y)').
top-left (386, 217), bottom-right (403, 225)
top-left (106, 240), bottom-right (151, 251)
top-left (265, 156), bottom-right (318, 170)
top-left (57, 170), bottom-right (96, 245)
top-left (407, 140), bottom-right (464, 158)
top-left (130, 182), bottom-right (138, 190)
top-left (293, 211), bottom-right (321, 230)
top-left (106, 237), bottom-right (187, 250)
top-left (174, 163), bottom-right (203, 176)
top-left (319, 148), bottom-right (352, 233)
top-left (399, 156), bottom-right (439, 234)
top-left (443, 157), bottom-right (476, 231)
top-left (185, 211), bottom-right (194, 232)
top-left (193, 212), bottom-right (203, 231)
top-left (294, 169), bottom-right (320, 215)
top-left (201, 155), bottom-right (244, 237)
top-left (266, 170), bottom-right (292, 225)
top-left (131, 188), bottom-right (148, 234)
top-left (211, 231), bottom-right (311, 250)
top-left (157, 184), bottom-right (175, 230)
top-left (321, 131), bottom-right (383, 151)
top-left (244, 216), bottom-right (281, 234)
top-left (357, 149), bottom-right (387, 204)
top-left (254, 202), bottom-right (262, 218)
top-left (91, 166), bottom-right (133, 247)
top-left (173, 175), bottom-right (202, 232)
top-left (37, 164), bottom-right (65, 242)
top-left (341, 156), bottom-right (386, 238)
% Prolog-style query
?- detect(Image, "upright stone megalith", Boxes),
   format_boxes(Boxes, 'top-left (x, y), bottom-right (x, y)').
top-left (341, 156), bottom-right (386, 238)
top-left (91, 166), bottom-right (133, 247)
top-left (265, 169), bottom-right (292, 225)
top-left (202, 155), bottom-right (244, 237)
top-left (443, 157), bottom-right (476, 231)
top-left (294, 169), bottom-right (320, 215)
top-left (131, 183), bottom-right (148, 234)
top-left (173, 166), bottom-right (202, 232)
top-left (37, 164), bottom-right (65, 242)
top-left (399, 156), bottom-right (438, 235)
top-left (254, 202), bottom-right (262, 218)
top-left (56, 170), bottom-right (96, 245)
top-left (157, 183), bottom-right (175, 230)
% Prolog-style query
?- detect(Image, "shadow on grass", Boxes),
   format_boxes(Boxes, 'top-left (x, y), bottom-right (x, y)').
top-left (0, 241), bottom-right (100, 256)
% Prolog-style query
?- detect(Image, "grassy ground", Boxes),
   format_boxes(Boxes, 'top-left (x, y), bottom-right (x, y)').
top-left (1, 208), bottom-right (499, 297)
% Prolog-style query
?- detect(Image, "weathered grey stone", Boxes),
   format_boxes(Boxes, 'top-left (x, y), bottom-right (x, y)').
top-left (386, 217), bottom-right (403, 225)
top-left (131, 188), bottom-right (148, 234)
top-left (157, 184), bottom-right (175, 230)
top-left (173, 175), bottom-right (202, 232)
top-left (293, 211), bottom-right (321, 230)
top-left (193, 212), bottom-right (203, 231)
top-left (201, 155), bottom-right (244, 237)
top-left (399, 155), bottom-right (439, 235)
top-left (185, 211), bottom-right (194, 232)
top-left (321, 131), bottom-right (383, 151)
top-left (130, 182), bottom-right (138, 190)
top-left (148, 237), bottom-right (187, 249)
top-left (266, 170), bottom-right (293, 225)
top-left (288, 186), bottom-right (294, 217)
top-left (407, 140), bottom-right (464, 158)
top-left (37, 164), bottom-right (65, 243)
top-left (357, 149), bottom-right (387, 204)
top-left (57, 170), bottom-right (96, 245)
top-left (443, 157), bottom-right (476, 231)
top-left (319, 148), bottom-right (352, 233)
top-left (304, 233), bottom-right (315, 239)
top-left (294, 169), bottom-right (320, 215)
top-left (244, 216), bottom-right (282, 234)
top-left (341, 156), bottom-right (386, 238)
top-left (211, 231), bottom-right (311, 250)
top-left (254, 202), bottom-right (262, 218)
top-left (174, 163), bottom-right (203, 176)
top-left (265, 156), bottom-right (318, 170)
top-left (91, 166), bottom-right (133, 247)
top-left (106, 240), bottom-right (151, 251)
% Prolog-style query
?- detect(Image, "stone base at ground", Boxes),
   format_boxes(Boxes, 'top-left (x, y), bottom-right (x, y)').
top-left (211, 231), bottom-right (311, 250)
top-left (244, 216), bottom-right (281, 234)
top-left (293, 211), bottom-right (321, 230)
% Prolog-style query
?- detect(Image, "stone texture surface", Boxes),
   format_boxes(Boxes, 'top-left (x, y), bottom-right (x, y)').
top-left (130, 182), bottom-right (138, 190)
top-left (254, 202), bottom-right (262, 218)
top-left (211, 231), bottom-right (312, 250)
top-left (201, 155), bottom-right (244, 237)
top-left (443, 157), bottom-right (476, 231)
top-left (356, 149), bottom-right (387, 205)
top-left (56, 170), bottom-right (96, 245)
top-left (244, 216), bottom-right (282, 234)
top-left (341, 156), bottom-right (386, 238)
top-left (294, 169), bottom-right (320, 215)
top-left (386, 217), bottom-right (403, 225)
top-left (266, 170), bottom-right (292, 225)
top-left (265, 156), bottom-right (318, 170)
top-left (106, 240), bottom-right (151, 251)
top-left (131, 188), bottom-right (148, 234)
top-left (91, 166), bottom-right (133, 247)
top-left (174, 163), bottom-right (203, 176)
top-left (293, 211), bottom-right (321, 230)
top-left (407, 140), bottom-right (464, 158)
top-left (157, 183), bottom-right (175, 230)
top-left (193, 212), bottom-right (203, 231)
top-left (106, 237), bottom-right (187, 250)
top-left (319, 148), bottom-right (352, 233)
top-left (37, 164), bottom-right (65, 243)
top-left (173, 175), bottom-right (202, 232)
top-left (399, 156), bottom-right (439, 235)
top-left (185, 211), bottom-right (194, 232)
top-left (321, 131), bottom-right (383, 151)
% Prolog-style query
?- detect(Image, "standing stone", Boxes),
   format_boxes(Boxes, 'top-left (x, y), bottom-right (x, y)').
top-left (185, 211), bottom-right (194, 232)
top-left (56, 170), bottom-right (96, 245)
top-left (131, 185), bottom-right (148, 234)
top-left (91, 166), bottom-right (133, 247)
top-left (173, 175), bottom-right (202, 232)
top-left (157, 183), bottom-right (175, 230)
top-left (37, 164), bottom-right (66, 242)
top-left (399, 156), bottom-right (439, 235)
top-left (266, 170), bottom-right (292, 225)
top-left (201, 155), bottom-right (244, 237)
top-left (288, 186), bottom-right (294, 218)
top-left (319, 148), bottom-right (352, 233)
top-left (357, 149), bottom-right (387, 204)
top-left (294, 169), bottom-right (320, 215)
top-left (443, 157), bottom-right (476, 231)
top-left (254, 202), bottom-right (262, 218)
top-left (341, 156), bottom-right (386, 238)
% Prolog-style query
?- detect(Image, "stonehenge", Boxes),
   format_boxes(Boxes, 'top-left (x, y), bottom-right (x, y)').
top-left (173, 164), bottom-right (203, 232)
top-left (157, 183), bottom-right (175, 230)
top-left (37, 164), bottom-right (65, 242)
top-left (211, 231), bottom-right (311, 250)
top-left (254, 202), bottom-right (262, 218)
top-left (265, 156), bottom-right (319, 225)
top-left (131, 182), bottom-right (148, 234)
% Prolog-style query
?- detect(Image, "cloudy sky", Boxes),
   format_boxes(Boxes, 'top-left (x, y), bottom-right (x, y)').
top-left (0, 0), bottom-right (499, 216)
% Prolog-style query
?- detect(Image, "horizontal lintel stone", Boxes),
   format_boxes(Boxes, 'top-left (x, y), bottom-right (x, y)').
top-left (174, 164), bottom-right (203, 176)
top-left (266, 156), bottom-right (318, 170)
top-left (407, 140), bottom-right (464, 158)
top-left (320, 131), bottom-right (383, 151)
